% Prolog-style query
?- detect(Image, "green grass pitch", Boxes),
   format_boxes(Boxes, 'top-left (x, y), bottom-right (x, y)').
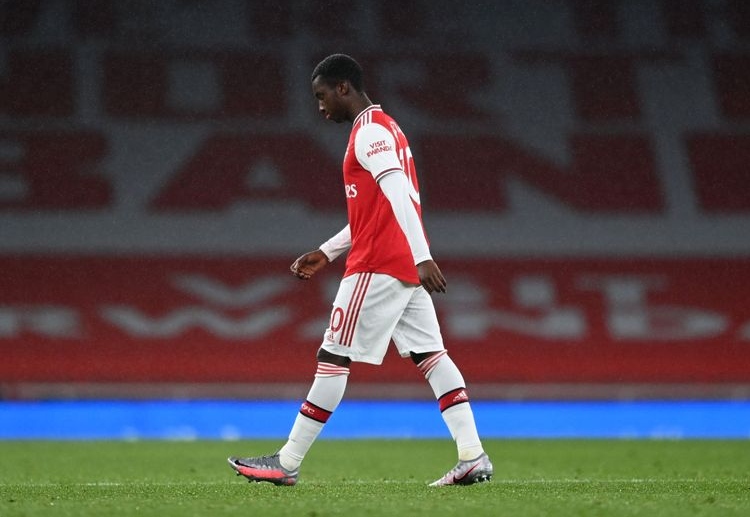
top-left (1, 439), bottom-right (748, 516)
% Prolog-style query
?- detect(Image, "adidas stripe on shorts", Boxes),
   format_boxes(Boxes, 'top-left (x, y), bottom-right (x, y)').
top-left (320, 272), bottom-right (445, 364)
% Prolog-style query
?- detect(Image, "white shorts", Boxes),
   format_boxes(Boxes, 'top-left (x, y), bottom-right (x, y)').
top-left (320, 272), bottom-right (445, 364)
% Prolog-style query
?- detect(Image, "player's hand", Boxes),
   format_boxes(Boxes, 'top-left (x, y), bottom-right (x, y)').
top-left (290, 250), bottom-right (330, 280)
top-left (417, 259), bottom-right (446, 294)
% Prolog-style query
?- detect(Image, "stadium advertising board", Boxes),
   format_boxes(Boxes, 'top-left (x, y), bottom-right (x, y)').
top-left (1, 257), bottom-right (747, 384)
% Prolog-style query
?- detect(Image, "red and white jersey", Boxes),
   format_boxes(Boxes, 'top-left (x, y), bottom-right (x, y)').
top-left (342, 105), bottom-right (427, 284)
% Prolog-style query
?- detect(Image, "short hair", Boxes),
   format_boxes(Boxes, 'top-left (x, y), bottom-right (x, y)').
top-left (311, 54), bottom-right (364, 92)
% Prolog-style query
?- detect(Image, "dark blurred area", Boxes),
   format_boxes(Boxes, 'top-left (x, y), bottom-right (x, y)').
top-left (1, 0), bottom-right (749, 401)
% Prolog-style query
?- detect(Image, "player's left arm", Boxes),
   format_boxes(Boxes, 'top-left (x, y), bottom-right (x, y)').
top-left (379, 173), bottom-right (446, 293)
top-left (354, 123), bottom-right (446, 293)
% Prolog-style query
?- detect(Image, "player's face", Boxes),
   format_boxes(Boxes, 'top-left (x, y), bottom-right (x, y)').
top-left (312, 76), bottom-right (347, 123)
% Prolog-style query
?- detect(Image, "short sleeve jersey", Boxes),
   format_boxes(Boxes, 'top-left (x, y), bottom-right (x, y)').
top-left (342, 105), bottom-right (426, 285)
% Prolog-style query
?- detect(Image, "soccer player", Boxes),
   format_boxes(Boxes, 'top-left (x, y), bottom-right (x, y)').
top-left (228, 54), bottom-right (493, 487)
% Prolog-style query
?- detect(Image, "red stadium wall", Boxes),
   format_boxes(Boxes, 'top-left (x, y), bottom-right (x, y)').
top-left (2, 256), bottom-right (748, 384)
top-left (1, 1), bottom-right (749, 397)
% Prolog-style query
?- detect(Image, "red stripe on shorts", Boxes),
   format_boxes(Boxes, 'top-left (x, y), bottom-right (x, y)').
top-left (340, 272), bottom-right (372, 348)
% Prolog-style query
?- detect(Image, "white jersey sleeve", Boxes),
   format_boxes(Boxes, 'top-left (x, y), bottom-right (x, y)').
top-left (319, 224), bottom-right (351, 261)
top-left (378, 171), bottom-right (432, 266)
top-left (354, 123), bottom-right (402, 181)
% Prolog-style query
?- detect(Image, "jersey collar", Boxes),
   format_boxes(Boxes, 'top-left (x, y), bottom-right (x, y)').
top-left (353, 104), bottom-right (382, 126)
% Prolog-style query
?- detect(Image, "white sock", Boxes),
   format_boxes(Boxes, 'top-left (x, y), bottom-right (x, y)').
top-left (278, 362), bottom-right (349, 471)
top-left (418, 351), bottom-right (484, 461)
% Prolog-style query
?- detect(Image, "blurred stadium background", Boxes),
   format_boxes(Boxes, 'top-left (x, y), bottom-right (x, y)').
top-left (1, 0), bottom-right (749, 437)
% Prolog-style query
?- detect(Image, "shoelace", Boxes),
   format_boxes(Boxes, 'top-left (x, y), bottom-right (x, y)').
top-left (238, 455), bottom-right (281, 470)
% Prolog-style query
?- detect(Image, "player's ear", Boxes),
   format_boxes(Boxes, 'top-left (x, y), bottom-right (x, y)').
top-left (336, 80), bottom-right (350, 96)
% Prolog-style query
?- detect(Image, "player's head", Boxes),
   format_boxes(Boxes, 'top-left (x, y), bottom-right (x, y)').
top-left (311, 54), bottom-right (368, 124)
top-left (311, 54), bottom-right (364, 92)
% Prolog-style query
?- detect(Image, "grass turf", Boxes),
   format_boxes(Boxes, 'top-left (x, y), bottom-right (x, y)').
top-left (1, 439), bottom-right (748, 516)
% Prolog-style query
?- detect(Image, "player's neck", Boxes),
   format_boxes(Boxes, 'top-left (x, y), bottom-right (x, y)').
top-left (348, 93), bottom-right (374, 123)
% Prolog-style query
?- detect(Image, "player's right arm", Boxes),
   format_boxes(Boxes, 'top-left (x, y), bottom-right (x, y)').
top-left (290, 225), bottom-right (351, 280)
top-left (319, 224), bottom-right (351, 261)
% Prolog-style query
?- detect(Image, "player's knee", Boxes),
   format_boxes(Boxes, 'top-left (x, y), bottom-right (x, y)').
top-left (317, 348), bottom-right (351, 368)
top-left (410, 350), bottom-right (441, 365)
top-left (412, 350), bottom-right (449, 378)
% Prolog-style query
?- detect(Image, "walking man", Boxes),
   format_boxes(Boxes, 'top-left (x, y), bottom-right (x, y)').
top-left (228, 54), bottom-right (492, 487)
